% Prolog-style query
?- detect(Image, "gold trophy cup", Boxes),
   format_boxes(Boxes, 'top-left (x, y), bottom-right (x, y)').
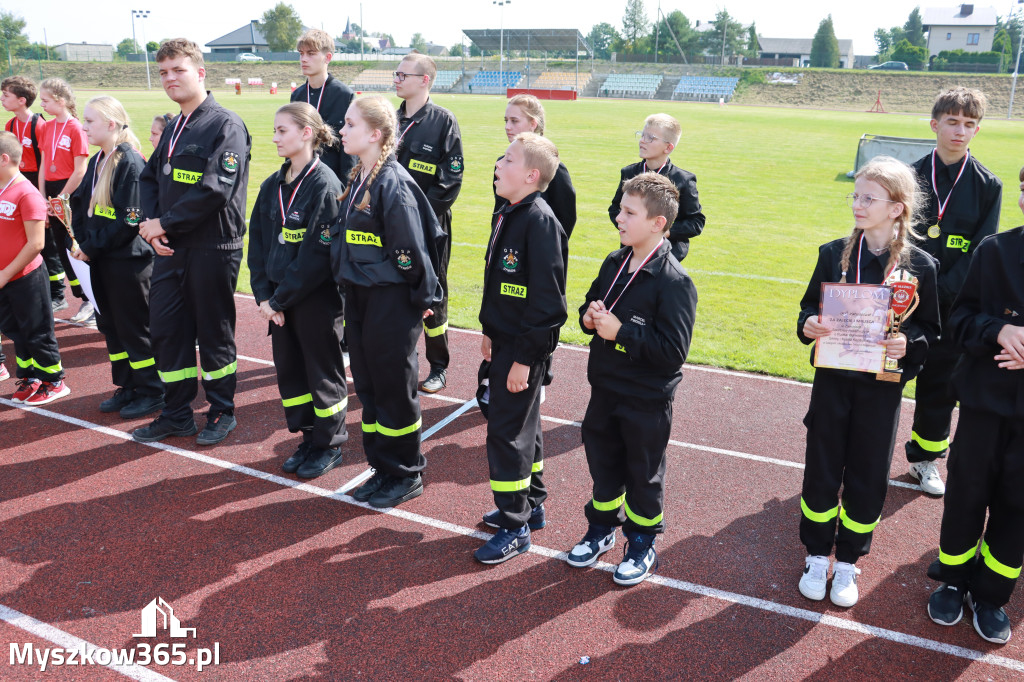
top-left (47, 193), bottom-right (78, 251)
top-left (877, 275), bottom-right (920, 382)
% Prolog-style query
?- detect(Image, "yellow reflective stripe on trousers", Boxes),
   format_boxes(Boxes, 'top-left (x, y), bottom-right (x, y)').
top-left (362, 421), bottom-right (376, 433)
top-left (49, 272), bottom-right (64, 282)
top-left (314, 396), bottom-right (348, 418)
top-left (202, 360), bottom-right (237, 381)
top-left (31, 358), bottom-right (63, 374)
top-left (129, 357), bottom-right (155, 370)
top-left (839, 507), bottom-right (880, 534)
top-left (491, 476), bottom-right (531, 493)
top-left (282, 393), bottom-right (313, 408)
top-left (982, 541), bottom-right (1022, 579)
top-left (423, 321), bottom-right (448, 337)
top-left (911, 431), bottom-right (950, 453)
top-left (67, 279), bottom-right (80, 287)
top-left (109, 352), bottom-right (129, 362)
top-left (593, 493), bottom-right (626, 512)
top-left (800, 497), bottom-right (839, 523)
top-left (375, 417), bottom-right (422, 437)
top-left (939, 542), bottom-right (979, 566)
top-left (624, 500), bottom-right (663, 526)
top-left (158, 366), bottom-right (198, 383)
top-left (15, 356), bottom-right (31, 369)
top-left (531, 460), bottom-right (544, 473)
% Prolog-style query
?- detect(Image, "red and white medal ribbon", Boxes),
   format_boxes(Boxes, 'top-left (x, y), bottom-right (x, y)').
top-left (486, 214), bottom-right (505, 268)
top-left (344, 168), bottom-right (371, 221)
top-left (603, 239), bottom-right (664, 312)
top-left (306, 81), bottom-right (325, 112)
top-left (854, 233), bottom-right (899, 284)
top-left (931, 149), bottom-right (969, 224)
top-left (643, 160), bottom-right (668, 174)
top-left (278, 158), bottom-right (320, 226)
top-left (166, 110), bottom-right (194, 166)
top-left (48, 117), bottom-right (71, 172)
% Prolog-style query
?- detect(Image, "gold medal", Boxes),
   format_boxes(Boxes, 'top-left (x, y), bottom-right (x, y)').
top-left (927, 224), bottom-right (940, 239)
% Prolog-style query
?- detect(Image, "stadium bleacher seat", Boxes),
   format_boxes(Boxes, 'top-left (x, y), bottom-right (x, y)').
top-left (598, 73), bottom-right (663, 99)
top-left (671, 76), bottom-right (739, 102)
top-left (466, 70), bottom-right (523, 95)
top-left (432, 71), bottom-right (462, 92)
top-left (530, 71), bottom-right (592, 91)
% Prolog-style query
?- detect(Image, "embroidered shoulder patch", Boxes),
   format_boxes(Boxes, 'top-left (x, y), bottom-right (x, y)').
top-left (449, 155), bottom-right (463, 173)
top-left (319, 226), bottom-right (331, 246)
top-left (501, 248), bottom-right (519, 273)
top-left (395, 249), bottom-right (413, 270)
top-left (221, 151), bottom-right (240, 173)
top-left (124, 207), bottom-right (142, 226)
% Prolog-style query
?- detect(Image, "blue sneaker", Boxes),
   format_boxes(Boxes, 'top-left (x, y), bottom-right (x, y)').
top-left (482, 504), bottom-right (546, 530)
top-left (566, 524), bottom-right (616, 568)
top-left (474, 525), bottom-right (531, 564)
top-left (969, 593), bottom-right (1012, 644)
top-left (613, 532), bottom-right (658, 586)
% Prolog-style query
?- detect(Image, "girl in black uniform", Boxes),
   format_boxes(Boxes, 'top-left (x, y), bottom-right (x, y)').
top-left (796, 156), bottom-right (940, 608)
top-left (248, 102), bottom-right (347, 480)
top-left (70, 96), bottom-right (163, 418)
top-left (331, 94), bottom-right (442, 509)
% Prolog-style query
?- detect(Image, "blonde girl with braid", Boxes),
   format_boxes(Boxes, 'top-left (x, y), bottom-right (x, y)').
top-left (70, 96), bottom-right (164, 418)
top-left (331, 94), bottom-right (443, 508)
top-left (794, 156), bottom-right (941, 608)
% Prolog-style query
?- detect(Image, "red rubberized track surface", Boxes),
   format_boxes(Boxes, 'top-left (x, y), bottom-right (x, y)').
top-left (1, 292), bottom-right (1021, 680)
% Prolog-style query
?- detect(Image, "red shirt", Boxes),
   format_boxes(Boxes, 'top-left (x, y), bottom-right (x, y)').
top-left (0, 177), bottom-right (46, 279)
top-left (4, 114), bottom-right (45, 174)
top-left (39, 116), bottom-right (88, 181)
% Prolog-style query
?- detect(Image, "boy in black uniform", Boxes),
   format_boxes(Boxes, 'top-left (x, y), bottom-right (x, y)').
top-left (609, 113), bottom-right (704, 262)
top-left (926, 169), bottom-right (1024, 645)
top-left (475, 132), bottom-right (566, 564)
top-left (905, 87), bottom-right (1002, 496)
top-left (290, 29), bottom-right (354, 186)
top-left (567, 173), bottom-right (698, 586)
top-left (135, 38), bottom-right (251, 446)
top-left (394, 52), bottom-right (463, 394)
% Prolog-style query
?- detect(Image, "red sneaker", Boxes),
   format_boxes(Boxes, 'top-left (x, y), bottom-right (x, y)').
top-left (11, 378), bottom-right (41, 403)
top-left (25, 380), bottom-right (70, 405)
top-left (0, 364), bottom-right (9, 381)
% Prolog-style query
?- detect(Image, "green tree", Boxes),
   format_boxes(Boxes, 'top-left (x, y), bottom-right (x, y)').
top-left (874, 26), bottom-right (907, 59)
top-left (410, 32), bottom-right (427, 52)
top-left (700, 9), bottom-right (746, 61)
top-left (891, 38), bottom-right (927, 69)
top-left (621, 0), bottom-right (649, 53)
top-left (587, 22), bottom-right (620, 60)
top-left (810, 15), bottom-right (840, 67)
top-left (16, 42), bottom-right (49, 60)
top-left (651, 11), bottom-right (698, 59)
top-left (449, 43), bottom-right (464, 57)
top-left (117, 38), bottom-right (140, 57)
top-left (259, 3), bottom-right (303, 52)
top-left (146, 40), bottom-right (159, 53)
top-left (0, 10), bottom-right (28, 58)
top-left (904, 7), bottom-right (926, 48)
top-left (746, 22), bottom-right (759, 58)
top-left (996, 12), bottom-right (1023, 71)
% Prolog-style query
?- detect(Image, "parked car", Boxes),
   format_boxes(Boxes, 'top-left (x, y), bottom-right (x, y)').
top-left (236, 53), bottom-right (264, 62)
top-left (870, 61), bottom-right (908, 71)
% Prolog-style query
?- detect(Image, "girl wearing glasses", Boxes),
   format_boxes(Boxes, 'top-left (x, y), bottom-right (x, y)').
top-left (795, 156), bottom-right (940, 608)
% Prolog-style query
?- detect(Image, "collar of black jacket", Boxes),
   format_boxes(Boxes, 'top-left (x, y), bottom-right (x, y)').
top-left (277, 153), bottom-right (321, 186)
top-left (179, 91), bottom-right (215, 128)
top-left (608, 238), bottom-right (672, 275)
top-left (497, 190), bottom-right (543, 215)
top-left (398, 97), bottom-right (433, 123)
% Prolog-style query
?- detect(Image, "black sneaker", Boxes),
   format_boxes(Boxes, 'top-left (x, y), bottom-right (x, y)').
top-left (132, 415), bottom-right (198, 443)
top-left (51, 298), bottom-right (68, 312)
top-left (566, 524), bottom-right (616, 568)
top-left (350, 470), bottom-right (387, 502)
top-left (196, 412), bottom-right (237, 446)
top-left (613, 531), bottom-right (658, 586)
top-left (969, 593), bottom-right (1012, 644)
top-left (928, 583), bottom-right (965, 626)
top-left (483, 504), bottom-right (546, 530)
top-left (474, 525), bottom-right (531, 564)
top-left (420, 369), bottom-right (446, 394)
top-left (282, 440), bottom-right (313, 474)
top-left (369, 473), bottom-right (423, 508)
top-left (119, 394), bottom-right (165, 419)
top-left (99, 387), bottom-right (135, 413)
top-left (296, 446), bottom-right (342, 479)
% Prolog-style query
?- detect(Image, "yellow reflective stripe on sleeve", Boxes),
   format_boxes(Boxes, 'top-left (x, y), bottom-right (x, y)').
top-left (173, 169), bottom-right (203, 184)
top-left (282, 227), bottom-right (304, 243)
top-left (500, 282), bottom-right (527, 298)
top-left (346, 230), bottom-right (383, 247)
top-left (491, 476), bottom-right (532, 492)
top-left (362, 421), bottom-right (376, 433)
top-left (129, 357), bottom-right (155, 370)
top-left (624, 500), bottom-right (663, 527)
top-left (15, 356), bottom-right (31, 369)
top-left (158, 366), bottom-right (199, 383)
top-left (375, 417), bottom-right (422, 437)
top-left (95, 205), bottom-right (116, 219)
top-left (982, 541), bottom-right (1022, 579)
top-left (282, 393), bottom-right (313, 408)
top-left (314, 397), bottom-right (348, 418)
top-left (911, 431), bottom-right (950, 453)
top-left (31, 358), bottom-right (62, 375)
top-left (67, 279), bottom-right (80, 287)
top-left (531, 460), bottom-right (544, 473)
top-left (839, 506), bottom-right (880, 534)
top-left (800, 497), bottom-right (839, 523)
top-left (593, 493), bottom-right (626, 512)
top-left (201, 361), bottom-right (238, 381)
top-left (109, 352), bottom-right (129, 362)
top-left (423, 321), bottom-right (448, 337)
top-left (408, 159), bottom-right (437, 175)
top-left (49, 272), bottom-right (65, 282)
top-left (939, 542), bottom-right (979, 566)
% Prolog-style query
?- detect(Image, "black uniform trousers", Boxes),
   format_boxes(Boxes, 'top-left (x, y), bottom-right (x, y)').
top-left (0, 266), bottom-right (63, 382)
top-left (906, 334), bottom-right (960, 463)
top-left (581, 391), bottom-right (671, 535)
top-left (271, 282), bottom-right (348, 450)
top-left (800, 370), bottom-right (903, 564)
top-left (929, 408), bottom-right (1024, 607)
top-left (91, 257), bottom-right (161, 397)
top-left (423, 212), bottom-right (450, 372)
top-left (486, 340), bottom-right (547, 529)
top-left (149, 247), bottom-right (241, 423)
top-left (346, 283), bottom-right (425, 477)
top-left (42, 179), bottom-right (86, 302)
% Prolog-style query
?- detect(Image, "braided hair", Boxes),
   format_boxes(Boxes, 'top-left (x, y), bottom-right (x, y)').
top-left (338, 95), bottom-right (397, 211)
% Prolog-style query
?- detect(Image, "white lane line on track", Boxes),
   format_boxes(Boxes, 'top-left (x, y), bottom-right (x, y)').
top-left (0, 603), bottom-right (175, 681)
top-left (1, 398), bottom-right (1014, 673)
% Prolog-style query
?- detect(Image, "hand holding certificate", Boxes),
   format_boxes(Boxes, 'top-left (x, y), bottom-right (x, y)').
top-left (813, 283), bottom-right (891, 373)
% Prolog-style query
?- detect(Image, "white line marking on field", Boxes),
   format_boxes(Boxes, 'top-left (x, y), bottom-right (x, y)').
top-left (0, 603), bottom-right (175, 681)
top-left (0, 400), bottom-right (1008, 672)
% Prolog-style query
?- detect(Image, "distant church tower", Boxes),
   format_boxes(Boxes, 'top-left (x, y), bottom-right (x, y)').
top-left (342, 18), bottom-right (356, 40)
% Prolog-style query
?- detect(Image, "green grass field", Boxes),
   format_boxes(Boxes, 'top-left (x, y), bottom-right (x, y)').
top-left (79, 88), bottom-right (1024, 385)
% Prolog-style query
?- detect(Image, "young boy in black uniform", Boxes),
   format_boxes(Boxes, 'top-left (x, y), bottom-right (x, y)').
top-left (926, 168), bottom-right (1024, 645)
top-left (905, 87), bottom-right (1002, 496)
top-left (394, 52), bottom-right (463, 394)
top-left (135, 38), bottom-right (251, 446)
top-left (567, 173), bottom-right (698, 585)
top-left (291, 29), bottom-right (354, 186)
top-left (609, 113), bottom-right (704, 262)
top-left (475, 132), bottom-right (566, 564)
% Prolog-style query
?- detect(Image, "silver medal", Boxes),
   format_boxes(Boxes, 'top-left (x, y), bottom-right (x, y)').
top-left (278, 232), bottom-right (285, 244)
top-left (163, 163), bottom-right (172, 176)
top-left (49, 164), bottom-right (56, 173)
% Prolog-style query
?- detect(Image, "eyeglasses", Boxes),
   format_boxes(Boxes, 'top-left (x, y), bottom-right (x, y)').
top-left (393, 71), bottom-right (425, 82)
top-left (846, 193), bottom-right (898, 208)
top-left (635, 131), bottom-right (662, 144)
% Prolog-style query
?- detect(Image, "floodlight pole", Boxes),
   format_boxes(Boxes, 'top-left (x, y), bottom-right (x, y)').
top-left (494, 0), bottom-right (510, 87)
top-left (1010, 2), bottom-right (1024, 118)
top-left (132, 9), bottom-right (151, 89)
top-left (654, 1), bottom-right (660, 64)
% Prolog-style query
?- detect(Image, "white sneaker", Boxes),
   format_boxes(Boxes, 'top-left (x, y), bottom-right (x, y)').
top-left (799, 555), bottom-right (830, 601)
top-left (70, 301), bottom-right (95, 324)
top-left (830, 561), bottom-right (861, 607)
top-left (910, 461), bottom-right (946, 496)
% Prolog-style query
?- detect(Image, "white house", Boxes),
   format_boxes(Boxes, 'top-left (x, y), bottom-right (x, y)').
top-left (758, 37), bottom-right (856, 68)
top-left (922, 4), bottom-right (997, 57)
top-left (54, 43), bottom-right (113, 62)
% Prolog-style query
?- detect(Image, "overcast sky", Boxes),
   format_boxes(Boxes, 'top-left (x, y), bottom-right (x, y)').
top-left (13, 1), bottom-right (1018, 57)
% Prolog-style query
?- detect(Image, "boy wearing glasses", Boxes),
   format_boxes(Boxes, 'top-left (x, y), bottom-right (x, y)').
top-left (393, 52), bottom-right (463, 395)
top-left (903, 87), bottom-right (1002, 497)
top-left (608, 113), bottom-right (704, 262)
